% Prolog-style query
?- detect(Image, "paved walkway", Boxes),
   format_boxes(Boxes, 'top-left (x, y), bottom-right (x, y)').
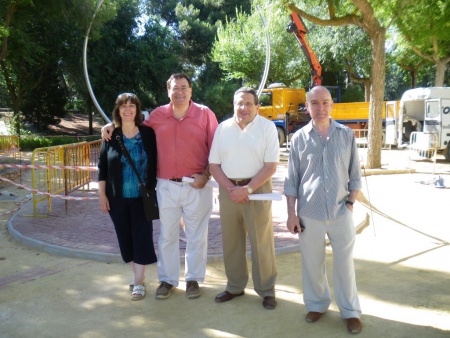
top-left (6, 149), bottom-right (449, 263)
top-left (10, 162), bottom-right (364, 263)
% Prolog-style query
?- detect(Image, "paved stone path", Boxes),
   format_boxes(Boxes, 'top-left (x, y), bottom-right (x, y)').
top-left (8, 163), bottom-right (300, 263)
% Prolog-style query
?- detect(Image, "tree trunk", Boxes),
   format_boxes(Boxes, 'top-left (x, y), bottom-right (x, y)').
top-left (410, 69), bottom-right (416, 88)
top-left (363, 80), bottom-right (371, 101)
top-left (434, 60), bottom-right (448, 87)
top-left (366, 28), bottom-right (386, 169)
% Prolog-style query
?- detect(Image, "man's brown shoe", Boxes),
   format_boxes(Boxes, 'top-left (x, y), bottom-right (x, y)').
top-left (155, 282), bottom-right (174, 299)
top-left (263, 296), bottom-right (277, 310)
top-left (186, 281), bottom-right (201, 299)
top-left (305, 312), bottom-right (324, 323)
top-left (214, 290), bottom-right (245, 303)
top-left (347, 318), bottom-right (362, 334)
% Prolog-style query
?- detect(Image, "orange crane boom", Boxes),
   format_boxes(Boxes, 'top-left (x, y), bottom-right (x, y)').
top-left (286, 12), bottom-right (322, 87)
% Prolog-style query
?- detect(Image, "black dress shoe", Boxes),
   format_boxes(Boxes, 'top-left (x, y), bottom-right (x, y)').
top-left (263, 296), bottom-right (277, 309)
top-left (214, 290), bottom-right (245, 303)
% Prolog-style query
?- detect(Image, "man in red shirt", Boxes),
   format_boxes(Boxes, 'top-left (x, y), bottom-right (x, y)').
top-left (102, 74), bottom-right (218, 300)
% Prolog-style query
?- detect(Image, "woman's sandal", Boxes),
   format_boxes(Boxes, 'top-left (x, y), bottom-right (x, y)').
top-left (131, 284), bottom-right (145, 301)
top-left (129, 278), bottom-right (145, 292)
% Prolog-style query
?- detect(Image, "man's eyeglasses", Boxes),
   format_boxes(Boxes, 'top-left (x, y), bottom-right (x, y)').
top-left (171, 86), bottom-right (190, 92)
top-left (234, 102), bottom-right (255, 109)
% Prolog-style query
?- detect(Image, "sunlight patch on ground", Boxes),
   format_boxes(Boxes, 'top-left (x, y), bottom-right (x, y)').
top-left (0, 120), bottom-right (8, 135)
top-left (202, 329), bottom-right (246, 337)
top-left (362, 297), bottom-right (450, 331)
top-left (81, 297), bottom-right (114, 309)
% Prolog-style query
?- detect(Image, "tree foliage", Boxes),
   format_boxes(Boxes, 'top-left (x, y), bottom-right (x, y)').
top-left (1, 0), bottom-right (448, 139)
top-left (285, 0), bottom-right (395, 169)
top-left (0, 0), bottom-right (115, 134)
top-left (212, 2), bottom-right (311, 88)
top-left (86, 0), bottom-right (184, 116)
top-left (394, 0), bottom-right (450, 86)
top-left (141, 0), bottom-right (252, 116)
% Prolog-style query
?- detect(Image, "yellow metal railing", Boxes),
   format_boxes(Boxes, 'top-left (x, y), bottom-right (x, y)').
top-left (29, 140), bottom-right (101, 217)
top-left (63, 140), bottom-right (101, 212)
top-left (0, 135), bottom-right (20, 157)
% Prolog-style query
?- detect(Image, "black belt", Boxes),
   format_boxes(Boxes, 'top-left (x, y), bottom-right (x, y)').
top-left (228, 178), bottom-right (251, 186)
top-left (169, 178), bottom-right (183, 182)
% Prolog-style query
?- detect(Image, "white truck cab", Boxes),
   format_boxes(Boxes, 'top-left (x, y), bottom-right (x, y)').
top-left (385, 87), bottom-right (450, 161)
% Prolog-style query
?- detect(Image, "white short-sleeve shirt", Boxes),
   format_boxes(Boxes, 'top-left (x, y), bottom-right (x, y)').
top-left (209, 115), bottom-right (279, 178)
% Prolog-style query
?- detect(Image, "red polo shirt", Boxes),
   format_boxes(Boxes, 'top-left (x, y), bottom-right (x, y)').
top-left (144, 100), bottom-right (218, 179)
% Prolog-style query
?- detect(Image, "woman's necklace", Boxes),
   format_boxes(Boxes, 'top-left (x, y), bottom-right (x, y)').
top-left (122, 124), bottom-right (138, 139)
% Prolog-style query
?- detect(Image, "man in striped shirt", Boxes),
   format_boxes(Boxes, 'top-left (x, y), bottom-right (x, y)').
top-left (284, 86), bottom-right (363, 334)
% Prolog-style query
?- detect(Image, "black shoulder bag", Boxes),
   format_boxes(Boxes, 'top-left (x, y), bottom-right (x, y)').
top-left (116, 132), bottom-right (159, 221)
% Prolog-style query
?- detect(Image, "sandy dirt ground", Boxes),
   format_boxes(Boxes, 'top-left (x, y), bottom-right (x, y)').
top-left (1, 149), bottom-right (450, 337)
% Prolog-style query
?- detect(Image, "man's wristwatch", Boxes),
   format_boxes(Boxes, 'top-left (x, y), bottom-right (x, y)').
top-left (203, 170), bottom-right (211, 179)
top-left (245, 185), bottom-right (253, 194)
top-left (345, 200), bottom-right (354, 206)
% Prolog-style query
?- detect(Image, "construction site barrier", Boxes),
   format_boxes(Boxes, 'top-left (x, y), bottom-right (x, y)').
top-left (408, 131), bottom-right (438, 173)
top-left (30, 140), bottom-right (101, 217)
top-left (0, 135), bottom-right (20, 158)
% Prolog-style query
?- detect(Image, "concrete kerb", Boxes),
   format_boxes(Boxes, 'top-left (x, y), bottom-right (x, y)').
top-left (6, 194), bottom-right (370, 264)
top-left (7, 206), bottom-right (123, 264)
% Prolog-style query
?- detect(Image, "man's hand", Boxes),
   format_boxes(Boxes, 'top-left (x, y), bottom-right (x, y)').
top-left (227, 186), bottom-right (249, 204)
top-left (101, 123), bottom-right (115, 141)
top-left (190, 172), bottom-right (209, 189)
top-left (286, 213), bottom-right (300, 234)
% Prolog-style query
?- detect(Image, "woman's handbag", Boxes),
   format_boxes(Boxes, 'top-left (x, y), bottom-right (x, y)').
top-left (116, 132), bottom-right (159, 221)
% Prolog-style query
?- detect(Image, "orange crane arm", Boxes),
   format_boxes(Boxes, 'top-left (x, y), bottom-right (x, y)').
top-left (286, 12), bottom-right (322, 87)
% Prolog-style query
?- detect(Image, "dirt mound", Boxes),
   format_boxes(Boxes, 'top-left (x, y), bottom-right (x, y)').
top-left (47, 112), bottom-right (106, 136)
top-left (0, 111), bottom-right (106, 136)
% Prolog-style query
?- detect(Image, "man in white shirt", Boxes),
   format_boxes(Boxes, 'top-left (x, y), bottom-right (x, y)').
top-left (209, 87), bottom-right (280, 310)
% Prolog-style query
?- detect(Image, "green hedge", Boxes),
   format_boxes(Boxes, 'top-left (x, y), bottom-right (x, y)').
top-left (19, 135), bottom-right (101, 151)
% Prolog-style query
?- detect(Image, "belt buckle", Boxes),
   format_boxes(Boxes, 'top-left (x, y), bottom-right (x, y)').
top-left (235, 179), bottom-right (248, 186)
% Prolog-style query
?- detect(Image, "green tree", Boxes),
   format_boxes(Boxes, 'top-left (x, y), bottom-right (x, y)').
top-left (394, 0), bottom-right (449, 87)
top-left (20, 63), bottom-right (67, 131)
top-left (143, 0), bottom-right (252, 116)
top-left (286, 0), bottom-right (405, 169)
top-left (86, 0), bottom-right (183, 116)
top-left (323, 25), bottom-right (372, 101)
top-left (0, 0), bottom-right (115, 134)
top-left (212, 2), bottom-right (311, 88)
top-left (387, 35), bottom-right (429, 89)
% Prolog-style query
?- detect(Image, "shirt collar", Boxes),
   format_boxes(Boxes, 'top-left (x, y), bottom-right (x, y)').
top-left (305, 117), bottom-right (341, 135)
top-left (233, 114), bottom-right (259, 127)
top-left (165, 100), bottom-right (194, 119)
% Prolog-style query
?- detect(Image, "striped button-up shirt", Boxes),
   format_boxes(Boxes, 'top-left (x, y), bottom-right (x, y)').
top-left (284, 118), bottom-right (362, 221)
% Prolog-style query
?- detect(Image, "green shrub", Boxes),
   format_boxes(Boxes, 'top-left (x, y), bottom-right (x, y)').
top-left (19, 135), bottom-right (101, 151)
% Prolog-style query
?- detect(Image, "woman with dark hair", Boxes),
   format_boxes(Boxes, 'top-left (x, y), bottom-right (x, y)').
top-left (98, 93), bottom-right (158, 301)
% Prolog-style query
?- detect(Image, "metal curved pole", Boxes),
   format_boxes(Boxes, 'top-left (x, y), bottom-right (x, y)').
top-left (83, 0), bottom-right (110, 123)
top-left (256, 9), bottom-right (270, 98)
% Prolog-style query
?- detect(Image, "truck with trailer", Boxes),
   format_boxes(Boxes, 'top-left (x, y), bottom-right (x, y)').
top-left (385, 87), bottom-right (450, 161)
top-left (258, 85), bottom-right (390, 147)
top-left (259, 11), bottom-right (450, 161)
top-left (258, 84), bottom-right (308, 146)
top-left (259, 11), bottom-right (391, 147)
